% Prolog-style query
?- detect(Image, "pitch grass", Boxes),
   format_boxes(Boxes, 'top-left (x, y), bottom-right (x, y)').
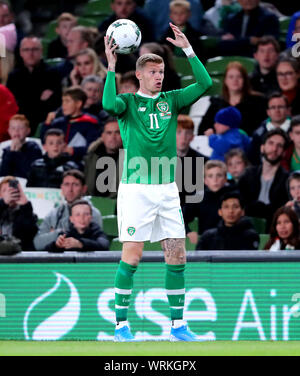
top-left (0, 341), bottom-right (300, 356)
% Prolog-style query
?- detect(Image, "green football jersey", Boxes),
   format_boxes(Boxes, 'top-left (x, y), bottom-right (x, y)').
top-left (103, 55), bottom-right (212, 184)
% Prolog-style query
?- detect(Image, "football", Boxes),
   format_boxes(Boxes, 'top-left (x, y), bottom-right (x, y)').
top-left (106, 19), bottom-right (142, 54)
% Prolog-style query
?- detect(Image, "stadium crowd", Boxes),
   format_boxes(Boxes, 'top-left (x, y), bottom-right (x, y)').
top-left (1, 0), bottom-right (300, 253)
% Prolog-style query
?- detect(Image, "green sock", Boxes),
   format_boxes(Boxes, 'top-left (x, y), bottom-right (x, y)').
top-left (115, 260), bottom-right (137, 323)
top-left (165, 264), bottom-right (186, 321)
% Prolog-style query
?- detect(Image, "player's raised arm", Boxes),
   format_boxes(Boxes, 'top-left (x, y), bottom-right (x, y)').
top-left (102, 36), bottom-right (127, 115)
top-left (167, 23), bottom-right (212, 107)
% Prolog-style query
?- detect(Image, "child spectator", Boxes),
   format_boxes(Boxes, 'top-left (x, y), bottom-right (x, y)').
top-left (282, 115), bottom-right (300, 172)
top-left (0, 84), bottom-right (18, 142)
top-left (0, 176), bottom-right (38, 251)
top-left (225, 148), bottom-right (249, 183)
top-left (47, 13), bottom-right (78, 59)
top-left (285, 171), bottom-right (300, 220)
top-left (27, 128), bottom-right (80, 188)
top-left (45, 200), bottom-right (109, 252)
top-left (197, 191), bottom-right (259, 250)
top-left (249, 92), bottom-right (291, 166)
top-left (264, 206), bottom-right (300, 251)
top-left (161, 0), bottom-right (201, 57)
top-left (119, 71), bottom-right (139, 94)
top-left (183, 160), bottom-right (234, 244)
top-left (40, 87), bottom-right (101, 162)
top-left (0, 115), bottom-right (42, 179)
top-left (206, 106), bottom-right (250, 161)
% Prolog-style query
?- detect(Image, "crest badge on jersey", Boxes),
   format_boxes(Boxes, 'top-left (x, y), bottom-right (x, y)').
top-left (127, 227), bottom-right (136, 236)
top-left (156, 101), bottom-right (169, 113)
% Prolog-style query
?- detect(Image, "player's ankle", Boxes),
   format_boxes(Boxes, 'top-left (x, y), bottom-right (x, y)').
top-left (171, 319), bottom-right (186, 328)
top-left (116, 320), bottom-right (129, 329)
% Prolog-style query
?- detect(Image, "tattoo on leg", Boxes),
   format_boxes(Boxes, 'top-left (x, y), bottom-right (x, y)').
top-left (161, 238), bottom-right (186, 265)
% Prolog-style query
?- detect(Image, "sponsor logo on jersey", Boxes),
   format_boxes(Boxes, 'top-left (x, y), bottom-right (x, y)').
top-left (127, 227), bottom-right (136, 236)
top-left (138, 107), bottom-right (147, 112)
top-left (156, 101), bottom-right (169, 113)
top-left (159, 112), bottom-right (172, 118)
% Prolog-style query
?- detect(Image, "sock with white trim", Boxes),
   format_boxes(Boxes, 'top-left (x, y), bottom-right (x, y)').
top-left (115, 261), bottom-right (137, 323)
top-left (165, 264), bottom-right (186, 321)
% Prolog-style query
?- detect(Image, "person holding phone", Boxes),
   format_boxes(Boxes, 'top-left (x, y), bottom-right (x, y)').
top-left (0, 176), bottom-right (38, 251)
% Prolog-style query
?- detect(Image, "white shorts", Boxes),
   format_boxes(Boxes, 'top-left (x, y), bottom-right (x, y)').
top-left (117, 182), bottom-right (186, 243)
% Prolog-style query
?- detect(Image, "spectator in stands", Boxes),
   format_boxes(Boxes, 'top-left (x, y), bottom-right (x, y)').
top-left (203, 0), bottom-right (241, 33)
top-left (250, 36), bottom-right (280, 96)
top-left (238, 128), bottom-right (290, 229)
top-left (0, 0), bottom-right (23, 51)
top-left (139, 42), bottom-right (181, 91)
top-left (264, 206), bottom-right (300, 251)
top-left (205, 106), bottom-right (250, 161)
top-left (41, 86), bottom-right (101, 162)
top-left (33, 169), bottom-right (103, 251)
top-left (119, 70), bottom-right (139, 94)
top-left (69, 48), bottom-right (107, 87)
top-left (0, 115), bottom-right (42, 179)
top-left (45, 200), bottom-right (109, 252)
top-left (285, 171), bottom-right (300, 220)
top-left (183, 160), bottom-right (234, 244)
top-left (276, 57), bottom-right (300, 117)
top-left (225, 147), bottom-right (249, 184)
top-left (176, 114), bottom-right (208, 206)
top-left (161, 0), bottom-right (202, 58)
top-left (6, 36), bottom-right (62, 135)
top-left (197, 191), bottom-right (259, 250)
top-left (84, 117), bottom-right (122, 198)
top-left (0, 176), bottom-right (38, 251)
top-left (219, 0), bottom-right (280, 57)
top-left (99, 0), bottom-right (155, 43)
top-left (249, 92), bottom-right (291, 165)
top-left (144, 0), bottom-right (204, 40)
top-left (27, 128), bottom-right (80, 188)
top-left (282, 115), bottom-right (300, 172)
top-left (47, 13), bottom-right (78, 59)
top-left (199, 62), bottom-right (267, 136)
top-left (0, 84), bottom-right (18, 142)
top-left (0, 50), bottom-right (15, 85)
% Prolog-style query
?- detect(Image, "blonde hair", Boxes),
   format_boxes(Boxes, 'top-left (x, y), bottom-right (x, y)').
top-left (204, 160), bottom-right (227, 177)
top-left (0, 50), bottom-right (15, 85)
top-left (170, 0), bottom-right (191, 11)
top-left (75, 48), bottom-right (107, 80)
top-left (136, 53), bottom-right (164, 70)
top-left (9, 114), bottom-right (30, 129)
top-left (57, 12), bottom-right (77, 26)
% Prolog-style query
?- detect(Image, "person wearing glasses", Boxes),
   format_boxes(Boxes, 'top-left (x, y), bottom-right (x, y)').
top-left (6, 36), bottom-right (62, 135)
top-left (248, 92), bottom-right (291, 165)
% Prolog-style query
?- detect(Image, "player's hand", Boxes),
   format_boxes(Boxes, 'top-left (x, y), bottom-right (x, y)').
top-left (104, 35), bottom-right (118, 71)
top-left (166, 23), bottom-right (190, 49)
top-left (187, 231), bottom-right (198, 245)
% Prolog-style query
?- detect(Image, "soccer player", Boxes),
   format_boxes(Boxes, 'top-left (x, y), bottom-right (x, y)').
top-left (103, 23), bottom-right (212, 342)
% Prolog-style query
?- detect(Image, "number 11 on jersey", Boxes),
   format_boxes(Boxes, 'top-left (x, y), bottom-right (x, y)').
top-left (149, 114), bottom-right (160, 129)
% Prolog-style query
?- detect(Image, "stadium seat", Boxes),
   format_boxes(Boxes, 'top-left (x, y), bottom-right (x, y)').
top-left (279, 16), bottom-right (291, 44)
top-left (205, 77), bottom-right (222, 96)
top-left (249, 217), bottom-right (267, 234)
top-left (45, 57), bottom-right (64, 67)
top-left (205, 56), bottom-right (256, 77)
top-left (90, 196), bottom-right (116, 217)
top-left (189, 217), bottom-right (198, 233)
top-left (82, 0), bottom-right (111, 23)
top-left (102, 215), bottom-right (118, 238)
top-left (173, 56), bottom-right (193, 77)
top-left (259, 234), bottom-right (269, 250)
top-left (109, 238), bottom-right (122, 250)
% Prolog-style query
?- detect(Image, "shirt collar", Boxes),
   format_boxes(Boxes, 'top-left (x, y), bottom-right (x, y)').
top-left (137, 90), bottom-right (160, 99)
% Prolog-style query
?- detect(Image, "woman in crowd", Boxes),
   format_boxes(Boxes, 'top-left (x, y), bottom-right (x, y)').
top-left (69, 48), bottom-right (107, 86)
top-left (276, 57), bottom-right (300, 116)
top-left (0, 50), bottom-right (15, 86)
top-left (139, 42), bottom-right (181, 91)
top-left (199, 62), bottom-right (267, 136)
top-left (264, 206), bottom-right (300, 251)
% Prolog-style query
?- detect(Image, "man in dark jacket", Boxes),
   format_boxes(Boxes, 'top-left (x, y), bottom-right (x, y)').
top-left (219, 0), bottom-right (280, 57)
top-left (6, 37), bottom-right (62, 135)
top-left (197, 191), bottom-right (259, 250)
top-left (0, 177), bottom-right (38, 251)
top-left (239, 128), bottom-right (290, 228)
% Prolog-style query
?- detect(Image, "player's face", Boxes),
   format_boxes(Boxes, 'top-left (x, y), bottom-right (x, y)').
top-left (137, 62), bottom-right (165, 96)
top-left (44, 135), bottom-right (66, 159)
top-left (204, 167), bottom-right (227, 192)
top-left (276, 214), bottom-right (293, 241)
top-left (218, 198), bottom-right (244, 226)
top-left (70, 205), bottom-right (92, 233)
top-left (61, 176), bottom-right (86, 204)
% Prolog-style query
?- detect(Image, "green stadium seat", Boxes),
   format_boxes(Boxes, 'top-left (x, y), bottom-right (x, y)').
top-left (90, 196), bottom-right (116, 217)
top-left (205, 77), bottom-right (222, 96)
top-left (279, 16), bottom-right (291, 43)
top-left (249, 217), bottom-right (267, 234)
top-left (189, 217), bottom-right (198, 233)
top-left (110, 238), bottom-right (122, 250)
top-left (199, 35), bottom-right (220, 50)
top-left (205, 56), bottom-right (256, 77)
top-left (45, 58), bottom-right (64, 67)
top-left (82, 0), bottom-right (111, 23)
top-left (102, 215), bottom-right (118, 238)
top-left (173, 56), bottom-right (193, 77)
top-left (259, 234), bottom-right (269, 250)
top-left (33, 122), bottom-right (43, 139)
